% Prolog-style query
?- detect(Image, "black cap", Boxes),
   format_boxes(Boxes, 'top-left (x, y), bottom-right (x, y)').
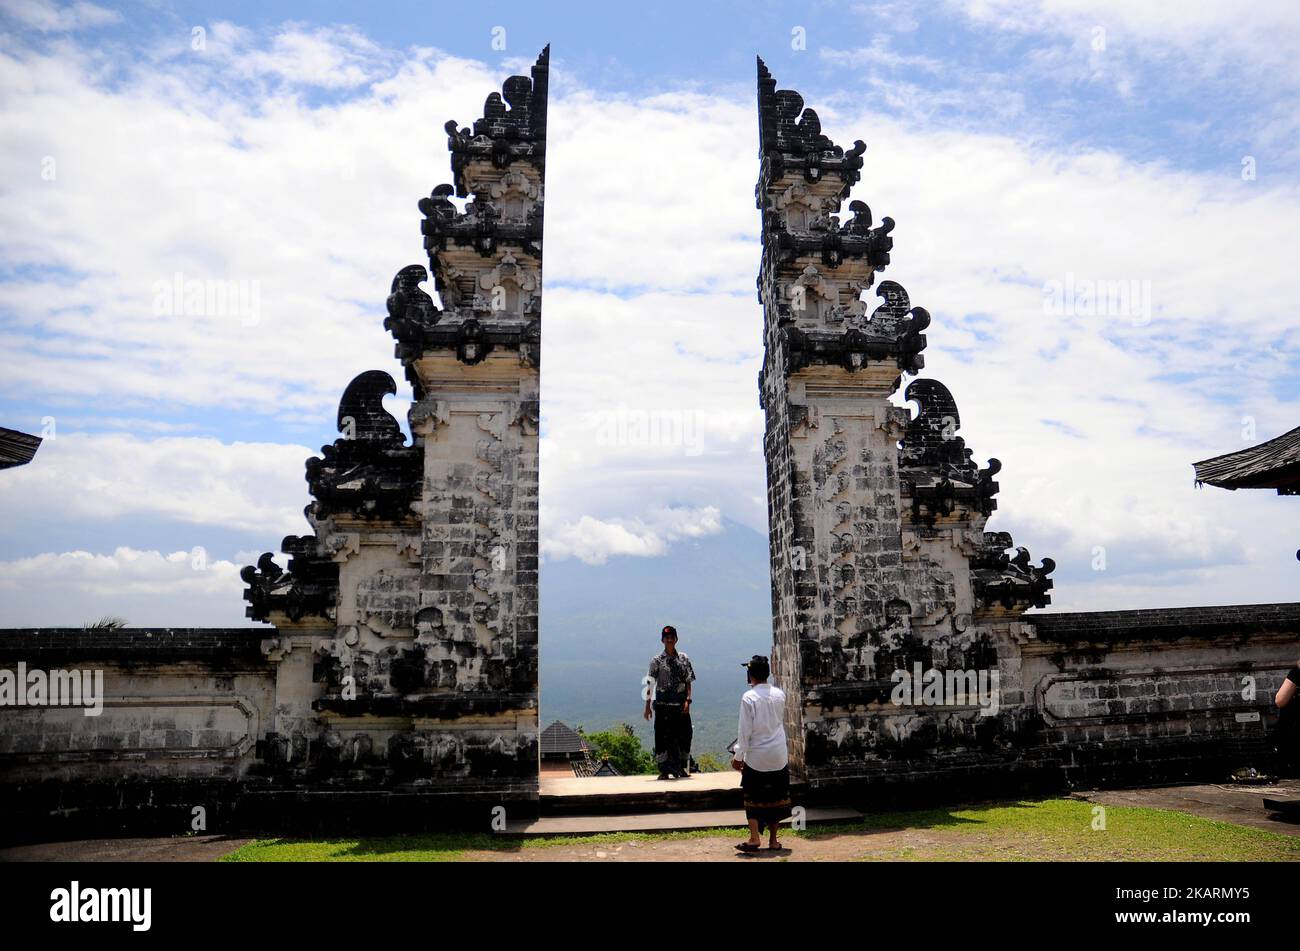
top-left (661, 625), bottom-right (678, 639)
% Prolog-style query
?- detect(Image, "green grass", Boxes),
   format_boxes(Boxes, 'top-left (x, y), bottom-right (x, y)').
top-left (220, 826), bottom-right (753, 862)
top-left (220, 797), bottom-right (1300, 862)
top-left (839, 798), bottom-right (1300, 862)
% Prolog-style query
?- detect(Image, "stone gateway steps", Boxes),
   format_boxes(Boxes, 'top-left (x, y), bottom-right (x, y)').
top-left (507, 807), bottom-right (863, 836)
top-left (538, 772), bottom-right (744, 817)
top-left (523, 774), bottom-right (859, 833)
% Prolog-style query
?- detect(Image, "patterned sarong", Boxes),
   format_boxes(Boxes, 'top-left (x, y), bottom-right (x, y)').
top-left (741, 763), bottom-right (791, 834)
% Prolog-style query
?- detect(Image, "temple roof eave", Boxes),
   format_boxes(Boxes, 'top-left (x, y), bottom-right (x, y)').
top-left (1193, 425), bottom-right (1300, 492)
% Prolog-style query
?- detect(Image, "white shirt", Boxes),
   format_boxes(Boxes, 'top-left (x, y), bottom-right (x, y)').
top-left (734, 683), bottom-right (788, 772)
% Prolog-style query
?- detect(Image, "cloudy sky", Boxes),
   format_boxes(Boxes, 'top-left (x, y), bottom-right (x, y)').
top-left (0, 0), bottom-right (1297, 626)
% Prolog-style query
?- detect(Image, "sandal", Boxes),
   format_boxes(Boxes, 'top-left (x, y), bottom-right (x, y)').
top-left (735, 842), bottom-right (762, 853)
top-left (767, 841), bottom-right (783, 850)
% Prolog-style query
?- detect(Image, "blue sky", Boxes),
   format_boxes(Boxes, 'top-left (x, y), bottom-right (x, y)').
top-left (0, 0), bottom-right (1297, 625)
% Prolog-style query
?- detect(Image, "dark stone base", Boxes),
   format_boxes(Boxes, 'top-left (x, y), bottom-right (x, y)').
top-left (0, 779), bottom-right (538, 847)
top-left (805, 751), bottom-right (1066, 811)
top-left (1058, 732), bottom-right (1281, 789)
top-left (802, 734), bottom-right (1284, 811)
top-left (3, 734), bottom-right (1283, 845)
top-left (237, 785), bottom-right (538, 837)
top-left (0, 778), bottom-right (246, 847)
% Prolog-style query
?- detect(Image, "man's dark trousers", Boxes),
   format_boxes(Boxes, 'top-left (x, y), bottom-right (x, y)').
top-left (653, 701), bottom-right (692, 775)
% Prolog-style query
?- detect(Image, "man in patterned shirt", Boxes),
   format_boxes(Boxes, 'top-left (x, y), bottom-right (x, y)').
top-left (643, 624), bottom-right (696, 779)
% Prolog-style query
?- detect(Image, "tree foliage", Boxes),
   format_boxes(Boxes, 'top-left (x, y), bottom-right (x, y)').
top-left (583, 723), bottom-right (656, 775)
top-left (694, 753), bottom-right (727, 773)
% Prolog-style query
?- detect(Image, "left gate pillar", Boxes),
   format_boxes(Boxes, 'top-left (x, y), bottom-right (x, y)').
top-left (240, 49), bottom-right (549, 822)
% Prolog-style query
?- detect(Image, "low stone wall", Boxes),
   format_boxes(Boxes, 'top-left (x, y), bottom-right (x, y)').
top-left (805, 603), bottom-right (1299, 807)
top-left (0, 628), bottom-right (273, 843)
top-left (0, 627), bottom-right (539, 843)
top-left (1022, 603), bottom-right (1298, 788)
top-left (3, 606), bottom-right (1297, 840)
top-left (0, 628), bottom-right (271, 781)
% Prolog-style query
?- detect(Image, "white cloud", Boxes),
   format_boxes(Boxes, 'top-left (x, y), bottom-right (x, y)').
top-left (954, 0), bottom-right (1300, 72)
top-left (43, 416), bottom-right (202, 434)
top-left (209, 21), bottom-right (392, 89)
top-left (949, 0), bottom-right (1300, 106)
top-left (0, 547), bottom-right (252, 626)
top-left (0, 0), bottom-right (119, 32)
top-left (0, 432), bottom-right (313, 535)
top-left (542, 507), bottom-right (723, 565)
top-left (0, 546), bottom-right (241, 595)
top-left (546, 89), bottom-right (757, 293)
top-left (0, 39), bottom-right (505, 419)
top-left (819, 34), bottom-right (945, 74)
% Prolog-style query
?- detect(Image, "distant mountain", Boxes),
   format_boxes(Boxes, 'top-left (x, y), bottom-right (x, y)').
top-left (539, 517), bottom-right (772, 759)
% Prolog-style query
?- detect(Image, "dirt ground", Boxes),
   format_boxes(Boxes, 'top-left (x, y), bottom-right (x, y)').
top-left (464, 828), bottom-right (991, 862)
top-left (0, 834), bottom-right (256, 862)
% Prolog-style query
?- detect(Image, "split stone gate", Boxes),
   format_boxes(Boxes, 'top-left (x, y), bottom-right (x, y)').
top-left (2, 51), bottom-right (1298, 837)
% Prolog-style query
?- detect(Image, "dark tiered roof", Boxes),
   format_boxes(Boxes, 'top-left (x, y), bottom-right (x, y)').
top-left (1194, 425), bottom-right (1300, 494)
top-left (540, 720), bottom-right (592, 756)
top-left (0, 427), bottom-right (41, 470)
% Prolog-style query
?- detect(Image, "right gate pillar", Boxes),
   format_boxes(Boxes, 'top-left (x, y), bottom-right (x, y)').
top-left (755, 58), bottom-right (1056, 792)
